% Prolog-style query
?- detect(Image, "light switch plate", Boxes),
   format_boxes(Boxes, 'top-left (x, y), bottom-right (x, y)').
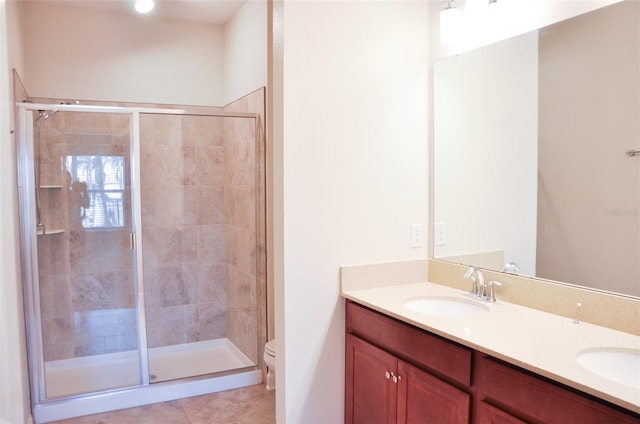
top-left (434, 222), bottom-right (446, 246)
top-left (410, 224), bottom-right (424, 248)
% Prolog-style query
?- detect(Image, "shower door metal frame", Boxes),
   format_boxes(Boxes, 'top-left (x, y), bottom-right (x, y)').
top-left (16, 102), bottom-right (261, 416)
top-left (16, 107), bottom-right (46, 402)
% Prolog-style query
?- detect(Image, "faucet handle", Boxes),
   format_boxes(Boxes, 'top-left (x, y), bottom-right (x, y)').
top-left (464, 266), bottom-right (478, 295)
top-left (487, 280), bottom-right (502, 303)
top-left (467, 275), bottom-right (478, 296)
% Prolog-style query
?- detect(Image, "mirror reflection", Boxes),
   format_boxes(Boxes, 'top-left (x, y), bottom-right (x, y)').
top-left (433, 1), bottom-right (639, 297)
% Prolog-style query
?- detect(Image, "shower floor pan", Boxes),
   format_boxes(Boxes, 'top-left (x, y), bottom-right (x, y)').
top-left (45, 338), bottom-right (255, 399)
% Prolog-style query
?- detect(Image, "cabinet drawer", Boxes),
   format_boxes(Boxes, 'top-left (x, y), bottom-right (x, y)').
top-left (477, 355), bottom-right (640, 424)
top-left (346, 300), bottom-right (472, 387)
top-left (477, 401), bottom-right (526, 424)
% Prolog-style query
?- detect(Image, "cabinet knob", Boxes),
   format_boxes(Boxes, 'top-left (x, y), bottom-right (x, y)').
top-left (385, 371), bottom-right (402, 383)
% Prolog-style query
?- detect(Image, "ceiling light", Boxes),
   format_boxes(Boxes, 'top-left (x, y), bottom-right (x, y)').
top-left (135, 0), bottom-right (155, 14)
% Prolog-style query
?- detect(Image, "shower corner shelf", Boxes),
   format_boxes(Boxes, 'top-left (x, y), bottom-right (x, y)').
top-left (37, 229), bottom-right (65, 236)
top-left (39, 185), bottom-right (64, 189)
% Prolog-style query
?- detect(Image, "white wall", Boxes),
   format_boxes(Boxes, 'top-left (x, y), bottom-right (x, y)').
top-left (1, 0), bottom-right (31, 422)
top-left (21, 1), bottom-right (225, 106)
top-left (223, 0), bottom-right (267, 105)
top-left (20, 0), bottom-right (269, 107)
top-left (536, 1), bottom-right (639, 296)
top-left (279, 1), bottom-right (429, 422)
top-left (433, 32), bottom-right (538, 275)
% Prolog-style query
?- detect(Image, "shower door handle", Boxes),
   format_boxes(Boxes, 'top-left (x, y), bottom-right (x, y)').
top-left (625, 149), bottom-right (640, 157)
top-left (130, 233), bottom-right (136, 250)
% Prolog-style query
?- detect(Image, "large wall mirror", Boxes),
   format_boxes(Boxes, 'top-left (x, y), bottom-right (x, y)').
top-left (433, 0), bottom-right (639, 298)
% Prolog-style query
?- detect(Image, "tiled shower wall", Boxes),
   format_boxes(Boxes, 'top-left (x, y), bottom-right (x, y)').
top-left (140, 113), bottom-right (229, 348)
top-left (223, 88), bottom-right (267, 365)
top-left (36, 111), bottom-right (136, 361)
top-left (32, 90), bottom-right (266, 364)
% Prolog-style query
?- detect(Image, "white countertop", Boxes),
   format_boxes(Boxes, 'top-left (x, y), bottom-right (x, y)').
top-left (342, 281), bottom-right (640, 414)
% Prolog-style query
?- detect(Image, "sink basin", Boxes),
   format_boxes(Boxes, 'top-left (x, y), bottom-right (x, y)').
top-left (403, 296), bottom-right (490, 318)
top-left (576, 348), bottom-right (640, 389)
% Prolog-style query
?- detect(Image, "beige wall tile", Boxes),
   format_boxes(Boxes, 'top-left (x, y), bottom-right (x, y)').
top-left (39, 274), bottom-right (72, 321)
top-left (224, 226), bottom-right (256, 276)
top-left (199, 303), bottom-right (227, 340)
top-left (140, 186), bottom-right (185, 228)
top-left (71, 271), bottom-right (135, 311)
top-left (139, 114), bottom-right (182, 146)
top-left (140, 144), bottom-right (183, 187)
top-left (181, 145), bottom-right (196, 186)
top-left (224, 186), bottom-right (256, 230)
top-left (42, 318), bottom-right (74, 361)
top-left (224, 137), bottom-right (255, 186)
top-left (223, 88), bottom-right (267, 365)
top-left (226, 310), bottom-right (258, 363)
top-left (196, 185), bottom-right (224, 225)
top-left (155, 265), bottom-right (198, 307)
top-left (182, 115), bottom-right (224, 147)
top-left (226, 265), bottom-right (257, 314)
top-left (38, 233), bottom-right (70, 275)
top-left (197, 264), bottom-right (226, 304)
top-left (195, 145), bottom-right (225, 186)
top-left (145, 305), bottom-right (200, 348)
top-left (197, 224), bottom-right (226, 265)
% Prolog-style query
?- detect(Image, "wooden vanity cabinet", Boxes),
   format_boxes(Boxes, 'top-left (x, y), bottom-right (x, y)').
top-left (345, 300), bottom-right (640, 424)
top-left (346, 335), bottom-right (396, 423)
top-left (346, 334), bottom-right (470, 423)
top-left (476, 401), bottom-right (527, 424)
top-left (346, 300), bottom-right (471, 424)
top-left (475, 354), bottom-right (640, 424)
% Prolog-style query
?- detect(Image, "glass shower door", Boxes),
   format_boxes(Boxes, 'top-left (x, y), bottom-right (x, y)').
top-left (138, 112), bottom-right (259, 383)
top-left (26, 109), bottom-right (145, 400)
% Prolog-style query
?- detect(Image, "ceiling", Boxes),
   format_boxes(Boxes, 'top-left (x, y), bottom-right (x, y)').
top-left (58, 0), bottom-right (248, 25)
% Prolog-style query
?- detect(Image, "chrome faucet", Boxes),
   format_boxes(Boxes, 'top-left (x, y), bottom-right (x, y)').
top-left (486, 280), bottom-right (502, 303)
top-left (464, 266), bottom-right (485, 298)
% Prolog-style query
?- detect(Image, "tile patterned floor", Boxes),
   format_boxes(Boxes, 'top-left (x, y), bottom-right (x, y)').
top-left (51, 384), bottom-right (275, 424)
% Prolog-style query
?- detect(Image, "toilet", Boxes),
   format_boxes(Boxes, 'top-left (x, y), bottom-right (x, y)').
top-left (263, 339), bottom-right (276, 390)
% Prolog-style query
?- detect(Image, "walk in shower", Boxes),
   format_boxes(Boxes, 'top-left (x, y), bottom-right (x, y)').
top-left (16, 98), bottom-right (266, 423)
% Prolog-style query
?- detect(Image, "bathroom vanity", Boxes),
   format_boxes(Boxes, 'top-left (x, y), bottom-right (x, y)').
top-left (342, 278), bottom-right (640, 423)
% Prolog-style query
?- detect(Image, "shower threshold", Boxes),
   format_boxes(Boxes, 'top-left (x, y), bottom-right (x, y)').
top-left (45, 338), bottom-right (255, 399)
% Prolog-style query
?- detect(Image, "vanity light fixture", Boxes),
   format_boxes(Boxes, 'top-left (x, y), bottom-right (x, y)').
top-left (135, 0), bottom-right (155, 14)
top-left (440, 0), bottom-right (463, 46)
top-left (466, 0), bottom-right (488, 16)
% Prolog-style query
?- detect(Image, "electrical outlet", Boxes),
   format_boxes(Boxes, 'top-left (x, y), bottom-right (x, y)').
top-left (434, 222), bottom-right (447, 246)
top-left (410, 224), bottom-right (424, 248)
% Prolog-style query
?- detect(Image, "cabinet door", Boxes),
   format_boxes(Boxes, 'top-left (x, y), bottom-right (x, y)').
top-left (397, 360), bottom-right (470, 424)
top-left (477, 401), bottom-right (527, 424)
top-left (346, 334), bottom-right (397, 424)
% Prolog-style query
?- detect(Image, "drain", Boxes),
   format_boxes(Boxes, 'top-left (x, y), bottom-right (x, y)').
top-left (150, 374), bottom-right (158, 380)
